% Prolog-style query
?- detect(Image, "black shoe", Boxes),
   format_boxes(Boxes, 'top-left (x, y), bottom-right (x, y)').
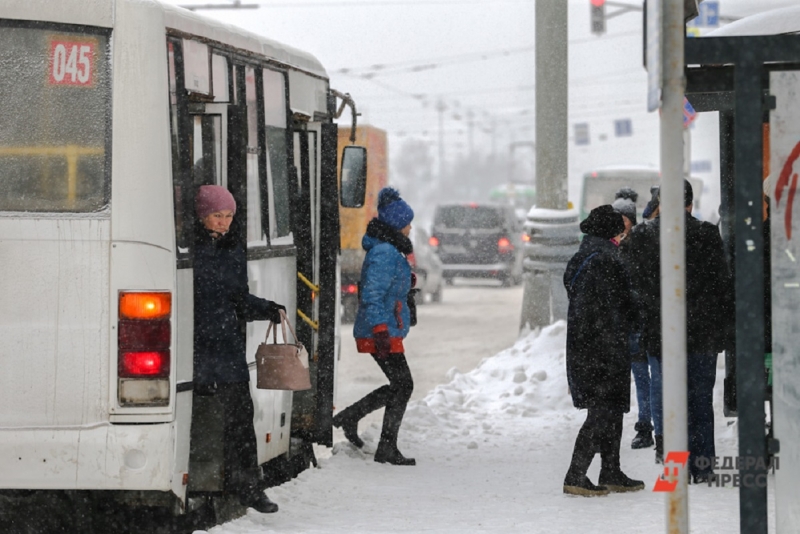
top-left (599, 470), bottom-right (646, 492)
top-left (374, 446), bottom-right (416, 466)
top-left (631, 422), bottom-right (654, 449)
top-left (332, 411), bottom-right (364, 449)
top-left (563, 475), bottom-right (610, 497)
top-left (655, 435), bottom-right (664, 464)
top-left (631, 431), bottom-right (654, 449)
top-left (240, 492), bottom-right (279, 514)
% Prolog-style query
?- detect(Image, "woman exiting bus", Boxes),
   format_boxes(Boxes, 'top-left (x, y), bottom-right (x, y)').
top-left (193, 185), bottom-right (286, 513)
top-left (333, 187), bottom-right (417, 466)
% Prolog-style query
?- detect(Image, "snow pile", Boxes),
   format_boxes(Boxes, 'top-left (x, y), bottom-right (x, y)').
top-left (401, 321), bottom-right (574, 443)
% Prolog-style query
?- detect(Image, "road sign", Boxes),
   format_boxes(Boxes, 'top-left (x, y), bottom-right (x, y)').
top-left (693, 1), bottom-right (719, 27)
top-left (683, 97), bottom-right (697, 128)
top-left (574, 123), bottom-right (590, 146)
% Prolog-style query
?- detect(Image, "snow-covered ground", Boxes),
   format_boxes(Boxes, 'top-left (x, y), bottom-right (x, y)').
top-left (204, 322), bottom-right (776, 534)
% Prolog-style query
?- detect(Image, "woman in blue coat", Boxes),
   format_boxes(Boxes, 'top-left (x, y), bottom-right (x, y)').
top-left (333, 187), bottom-right (417, 466)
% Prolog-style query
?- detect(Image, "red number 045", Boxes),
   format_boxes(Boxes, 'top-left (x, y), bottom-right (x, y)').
top-left (49, 40), bottom-right (95, 86)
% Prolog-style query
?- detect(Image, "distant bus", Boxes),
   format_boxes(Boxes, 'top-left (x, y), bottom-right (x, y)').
top-left (579, 165), bottom-right (703, 221)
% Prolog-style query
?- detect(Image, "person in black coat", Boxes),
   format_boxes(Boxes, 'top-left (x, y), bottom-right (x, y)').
top-left (193, 184), bottom-right (285, 513)
top-left (625, 180), bottom-right (734, 481)
top-left (563, 205), bottom-right (645, 496)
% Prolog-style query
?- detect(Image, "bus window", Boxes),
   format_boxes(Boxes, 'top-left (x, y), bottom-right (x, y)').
top-left (263, 68), bottom-right (291, 239)
top-left (191, 115), bottom-right (222, 188)
top-left (245, 66), bottom-right (264, 245)
top-left (0, 23), bottom-right (110, 212)
top-left (211, 54), bottom-right (230, 103)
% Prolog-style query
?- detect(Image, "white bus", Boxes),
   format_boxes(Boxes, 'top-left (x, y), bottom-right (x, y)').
top-left (579, 165), bottom-right (704, 221)
top-left (0, 0), bottom-right (364, 519)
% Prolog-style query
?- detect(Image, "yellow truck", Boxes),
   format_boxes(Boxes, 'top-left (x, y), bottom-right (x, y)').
top-left (337, 125), bottom-right (388, 322)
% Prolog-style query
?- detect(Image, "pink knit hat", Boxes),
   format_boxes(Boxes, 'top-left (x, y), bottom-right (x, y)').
top-left (196, 185), bottom-right (236, 219)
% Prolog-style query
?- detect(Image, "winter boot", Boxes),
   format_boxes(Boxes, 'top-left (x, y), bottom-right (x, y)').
top-left (599, 469), bottom-right (646, 492)
top-left (373, 399), bottom-right (415, 465)
top-left (631, 422), bottom-right (654, 449)
top-left (239, 491), bottom-right (279, 514)
top-left (563, 475), bottom-right (610, 497)
top-left (374, 445), bottom-right (416, 466)
top-left (655, 434), bottom-right (664, 464)
top-left (332, 410), bottom-right (364, 448)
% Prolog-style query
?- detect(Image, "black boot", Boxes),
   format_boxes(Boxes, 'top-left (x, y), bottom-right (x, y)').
top-left (374, 445), bottom-right (416, 466)
top-left (655, 434), bottom-right (664, 464)
top-left (599, 469), bottom-right (646, 492)
top-left (332, 410), bottom-right (364, 448)
top-left (239, 491), bottom-right (279, 513)
top-left (631, 422), bottom-right (654, 449)
top-left (563, 475), bottom-right (610, 497)
top-left (373, 397), bottom-right (415, 466)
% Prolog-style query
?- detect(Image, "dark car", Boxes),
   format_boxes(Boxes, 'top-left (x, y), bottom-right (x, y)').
top-left (429, 203), bottom-right (524, 286)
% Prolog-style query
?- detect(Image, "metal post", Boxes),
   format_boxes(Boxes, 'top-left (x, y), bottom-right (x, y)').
top-left (661, 1), bottom-right (689, 532)
top-left (534, 0), bottom-right (568, 209)
top-left (733, 59), bottom-right (767, 534)
top-left (437, 99), bottom-right (446, 181)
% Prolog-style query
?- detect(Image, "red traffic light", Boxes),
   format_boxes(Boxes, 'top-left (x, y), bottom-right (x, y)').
top-left (590, 0), bottom-right (605, 6)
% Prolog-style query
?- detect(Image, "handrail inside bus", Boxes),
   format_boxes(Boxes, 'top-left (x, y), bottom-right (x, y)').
top-left (0, 145), bottom-right (104, 205)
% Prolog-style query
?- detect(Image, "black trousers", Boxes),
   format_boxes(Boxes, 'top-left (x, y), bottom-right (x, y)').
top-left (340, 353), bottom-right (414, 448)
top-left (566, 407), bottom-right (623, 481)
top-left (214, 381), bottom-right (263, 497)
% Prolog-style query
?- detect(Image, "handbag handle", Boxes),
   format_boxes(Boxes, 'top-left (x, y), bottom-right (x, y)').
top-left (264, 309), bottom-right (300, 345)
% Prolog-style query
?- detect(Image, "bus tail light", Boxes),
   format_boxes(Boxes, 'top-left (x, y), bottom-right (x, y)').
top-left (118, 291), bottom-right (171, 407)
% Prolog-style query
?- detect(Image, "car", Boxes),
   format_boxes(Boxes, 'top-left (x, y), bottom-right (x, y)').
top-left (409, 228), bottom-right (444, 304)
top-left (429, 202), bottom-right (524, 286)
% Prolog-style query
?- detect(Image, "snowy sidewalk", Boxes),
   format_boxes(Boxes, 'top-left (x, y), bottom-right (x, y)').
top-left (206, 322), bottom-right (775, 534)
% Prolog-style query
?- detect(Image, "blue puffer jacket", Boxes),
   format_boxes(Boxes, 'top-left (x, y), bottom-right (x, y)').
top-left (353, 220), bottom-right (413, 353)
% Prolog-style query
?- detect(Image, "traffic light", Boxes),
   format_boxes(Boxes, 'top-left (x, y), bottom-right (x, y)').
top-left (591, 0), bottom-right (606, 35)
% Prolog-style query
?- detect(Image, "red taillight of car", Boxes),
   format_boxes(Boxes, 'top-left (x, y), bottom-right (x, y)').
top-left (498, 237), bottom-right (514, 254)
top-left (429, 236), bottom-right (440, 248)
top-left (119, 351), bottom-right (170, 378)
top-left (522, 233), bottom-right (531, 243)
top-left (343, 284), bottom-right (358, 294)
top-left (118, 291), bottom-right (171, 381)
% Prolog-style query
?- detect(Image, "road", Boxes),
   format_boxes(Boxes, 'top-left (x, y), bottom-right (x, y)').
top-left (334, 281), bottom-right (525, 439)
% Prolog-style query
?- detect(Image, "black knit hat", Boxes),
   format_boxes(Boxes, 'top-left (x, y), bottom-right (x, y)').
top-left (580, 205), bottom-right (625, 239)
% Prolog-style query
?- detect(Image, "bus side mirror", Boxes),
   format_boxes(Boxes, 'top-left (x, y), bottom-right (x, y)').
top-left (340, 146), bottom-right (367, 208)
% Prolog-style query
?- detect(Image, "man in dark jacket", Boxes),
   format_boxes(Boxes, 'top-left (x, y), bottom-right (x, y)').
top-left (563, 205), bottom-right (645, 496)
top-left (625, 180), bottom-right (734, 482)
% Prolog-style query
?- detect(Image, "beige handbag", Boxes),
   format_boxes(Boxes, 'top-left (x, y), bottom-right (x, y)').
top-left (256, 310), bottom-right (311, 391)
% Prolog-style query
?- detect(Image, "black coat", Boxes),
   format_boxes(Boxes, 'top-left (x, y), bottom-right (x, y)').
top-left (564, 235), bottom-right (636, 412)
top-left (193, 221), bottom-right (280, 385)
top-left (625, 213), bottom-right (734, 358)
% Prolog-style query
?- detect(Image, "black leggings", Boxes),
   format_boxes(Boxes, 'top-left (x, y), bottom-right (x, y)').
top-left (566, 407), bottom-right (624, 480)
top-left (341, 353), bottom-right (414, 447)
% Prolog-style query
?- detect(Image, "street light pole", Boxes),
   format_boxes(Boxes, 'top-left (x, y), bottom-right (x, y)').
top-left (661, 0), bottom-right (689, 532)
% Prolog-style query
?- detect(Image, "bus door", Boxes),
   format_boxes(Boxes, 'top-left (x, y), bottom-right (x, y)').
top-left (179, 101), bottom-right (235, 493)
top-left (291, 121), bottom-right (339, 447)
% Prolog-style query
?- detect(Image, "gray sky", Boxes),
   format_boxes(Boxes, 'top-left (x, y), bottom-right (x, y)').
top-left (162, 0), bottom-right (797, 203)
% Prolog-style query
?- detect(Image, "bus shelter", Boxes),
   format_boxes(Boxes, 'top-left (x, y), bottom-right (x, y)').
top-left (684, 10), bottom-right (800, 533)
